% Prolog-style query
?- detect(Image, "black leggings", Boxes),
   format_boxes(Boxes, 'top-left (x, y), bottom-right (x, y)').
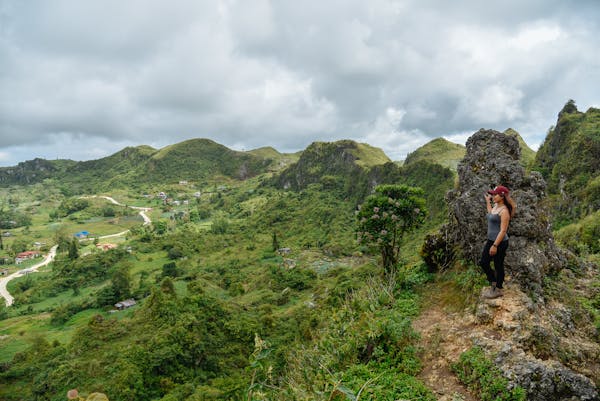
top-left (479, 239), bottom-right (509, 289)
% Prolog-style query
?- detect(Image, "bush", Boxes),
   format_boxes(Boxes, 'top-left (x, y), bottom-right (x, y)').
top-left (340, 363), bottom-right (435, 401)
top-left (452, 347), bottom-right (526, 401)
top-left (420, 228), bottom-right (454, 273)
top-left (555, 211), bottom-right (600, 255)
top-left (162, 262), bottom-right (178, 277)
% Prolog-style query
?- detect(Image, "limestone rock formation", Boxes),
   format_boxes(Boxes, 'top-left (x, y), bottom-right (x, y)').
top-left (445, 129), bottom-right (567, 298)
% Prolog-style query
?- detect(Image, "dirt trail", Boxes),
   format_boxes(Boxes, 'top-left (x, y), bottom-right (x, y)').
top-left (412, 281), bottom-right (533, 401)
top-left (413, 306), bottom-right (478, 401)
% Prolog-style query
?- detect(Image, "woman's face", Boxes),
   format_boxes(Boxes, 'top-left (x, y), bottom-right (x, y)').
top-left (493, 193), bottom-right (503, 203)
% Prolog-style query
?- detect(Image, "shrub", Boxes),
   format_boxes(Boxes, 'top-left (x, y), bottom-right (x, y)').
top-left (340, 363), bottom-right (436, 401)
top-left (452, 347), bottom-right (526, 401)
top-left (420, 228), bottom-right (454, 273)
top-left (555, 211), bottom-right (600, 255)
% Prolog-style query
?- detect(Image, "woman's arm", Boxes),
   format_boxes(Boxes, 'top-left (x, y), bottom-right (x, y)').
top-left (484, 194), bottom-right (493, 213)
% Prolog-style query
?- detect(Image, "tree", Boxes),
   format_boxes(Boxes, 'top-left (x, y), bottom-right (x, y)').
top-left (111, 266), bottom-right (132, 301)
top-left (272, 231), bottom-right (280, 252)
top-left (162, 262), bottom-right (178, 278)
top-left (54, 225), bottom-right (71, 253)
top-left (68, 238), bottom-right (79, 260)
top-left (356, 184), bottom-right (427, 274)
top-left (153, 220), bottom-right (168, 235)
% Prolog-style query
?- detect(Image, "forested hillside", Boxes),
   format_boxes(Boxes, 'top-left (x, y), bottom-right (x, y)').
top-left (533, 100), bottom-right (600, 256)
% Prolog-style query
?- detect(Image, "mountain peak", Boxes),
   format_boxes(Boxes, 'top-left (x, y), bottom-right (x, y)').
top-left (274, 139), bottom-right (390, 191)
top-left (404, 137), bottom-right (465, 171)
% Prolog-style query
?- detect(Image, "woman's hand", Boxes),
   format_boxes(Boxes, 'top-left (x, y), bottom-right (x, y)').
top-left (484, 193), bottom-right (492, 202)
top-left (489, 245), bottom-right (497, 256)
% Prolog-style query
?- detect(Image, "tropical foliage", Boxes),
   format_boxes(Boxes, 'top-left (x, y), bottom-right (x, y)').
top-left (356, 185), bottom-right (427, 273)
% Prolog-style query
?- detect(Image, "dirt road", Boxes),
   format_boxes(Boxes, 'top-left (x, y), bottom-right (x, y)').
top-left (0, 245), bottom-right (58, 307)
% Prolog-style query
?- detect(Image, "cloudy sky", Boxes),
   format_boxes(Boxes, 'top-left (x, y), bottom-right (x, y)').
top-left (1, 0), bottom-right (599, 166)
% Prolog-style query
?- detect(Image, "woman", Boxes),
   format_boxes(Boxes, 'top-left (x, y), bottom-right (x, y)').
top-left (480, 185), bottom-right (516, 299)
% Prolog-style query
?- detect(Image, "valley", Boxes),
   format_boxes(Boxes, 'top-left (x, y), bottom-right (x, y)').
top-left (0, 101), bottom-right (599, 401)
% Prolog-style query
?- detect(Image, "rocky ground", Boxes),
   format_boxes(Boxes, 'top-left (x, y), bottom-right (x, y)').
top-left (414, 270), bottom-right (600, 401)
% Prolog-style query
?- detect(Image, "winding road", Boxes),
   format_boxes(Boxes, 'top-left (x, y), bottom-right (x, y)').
top-left (0, 245), bottom-right (58, 306)
top-left (0, 196), bottom-right (152, 307)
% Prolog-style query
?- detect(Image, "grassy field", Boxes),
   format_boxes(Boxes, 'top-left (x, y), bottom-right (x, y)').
top-left (0, 308), bottom-right (109, 363)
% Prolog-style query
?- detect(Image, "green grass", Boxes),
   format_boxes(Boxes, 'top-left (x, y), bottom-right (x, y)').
top-left (352, 142), bottom-right (392, 167)
top-left (7, 274), bottom-right (104, 315)
top-left (0, 308), bottom-right (105, 363)
top-left (404, 137), bottom-right (465, 171)
top-left (452, 346), bottom-right (526, 401)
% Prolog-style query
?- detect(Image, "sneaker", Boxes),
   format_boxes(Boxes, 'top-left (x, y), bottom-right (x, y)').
top-left (484, 287), bottom-right (503, 299)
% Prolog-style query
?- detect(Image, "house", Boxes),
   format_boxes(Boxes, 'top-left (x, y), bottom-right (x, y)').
top-left (114, 299), bottom-right (136, 310)
top-left (33, 241), bottom-right (46, 249)
top-left (193, 192), bottom-right (202, 198)
top-left (157, 192), bottom-right (167, 200)
top-left (1, 231), bottom-right (12, 237)
top-left (277, 247), bottom-right (291, 255)
top-left (96, 243), bottom-right (117, 251)
top-left (15, 250), bottom-right (42, 264)
top-left (179, 180), bottom-right (188, 185)
top-left (74, 231), bottom-right (90, 239)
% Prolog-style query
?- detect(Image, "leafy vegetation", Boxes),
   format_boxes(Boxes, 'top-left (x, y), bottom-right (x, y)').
top-left (533, 100), bottom-right (600, 227)
top-left (357, 185), bottom-right (427, 273)
top-left (452, 347), bottom-right (526, 401)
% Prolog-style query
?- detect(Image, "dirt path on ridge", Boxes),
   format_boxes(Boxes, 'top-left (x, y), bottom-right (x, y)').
top-left (411, 279), bottom-right (538, 401)
top-left (412, 304), bottom-right (479, 401)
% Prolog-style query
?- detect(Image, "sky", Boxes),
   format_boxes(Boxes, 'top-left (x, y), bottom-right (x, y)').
top-left (1, 0), bottom-right (599, 167)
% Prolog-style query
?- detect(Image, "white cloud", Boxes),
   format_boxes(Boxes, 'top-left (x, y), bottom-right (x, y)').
top-left (359, 107), bottom-right (432, 160)
top-left (0, 0), bottom-right (599, 166)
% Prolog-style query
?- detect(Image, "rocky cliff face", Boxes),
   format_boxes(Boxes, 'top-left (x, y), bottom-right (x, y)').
top-left (446, 129), bottom-right (567, 298)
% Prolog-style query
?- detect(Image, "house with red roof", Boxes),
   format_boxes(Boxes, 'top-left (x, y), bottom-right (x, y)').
top-left (15, 250), bottom-right (42, 264)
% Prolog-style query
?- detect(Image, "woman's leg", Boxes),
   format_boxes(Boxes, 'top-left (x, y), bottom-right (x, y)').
top-left (479, 240), bottom-right (496, 284)
top-left (492, 240), bottom-right (509, 289)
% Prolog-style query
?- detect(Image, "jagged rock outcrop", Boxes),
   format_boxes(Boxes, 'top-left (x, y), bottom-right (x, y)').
top-left (473, 287), bottom-right (600, 401)
top-left (445, 129), bottom-right (568, 298)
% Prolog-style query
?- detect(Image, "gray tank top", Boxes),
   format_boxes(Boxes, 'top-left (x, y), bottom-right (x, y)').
top-left (487, 213), bottom-right (508, 241)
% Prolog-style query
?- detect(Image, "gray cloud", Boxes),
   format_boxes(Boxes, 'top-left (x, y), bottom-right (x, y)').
top-left (1, 0), bottom-right (599, 166)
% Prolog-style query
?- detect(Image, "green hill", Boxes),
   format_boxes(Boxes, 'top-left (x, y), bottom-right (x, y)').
top-left (503, 128), bottom-right (536, 169)
top-left (0, 158), bottom-right (76, 186)
top-left (273, 140), bottom-right (391, 195)
top-left (246, 146), bottom-right (301, 171)
top-left (0, 140), bottom-right (276, 193)
top-left (140, 138), bottom-right (271, 184)
top-left (403, 138), bottom-right (465, 171)
top-left (246, 146), bottom-right (283, 160)
top-left (61, 145), bottom-right (157, 193)
top-left (533, 100), bottom-right (600, 224)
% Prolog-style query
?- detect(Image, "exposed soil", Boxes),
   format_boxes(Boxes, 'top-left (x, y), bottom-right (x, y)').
top-left (412, 279), bottom-right (534, 401)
